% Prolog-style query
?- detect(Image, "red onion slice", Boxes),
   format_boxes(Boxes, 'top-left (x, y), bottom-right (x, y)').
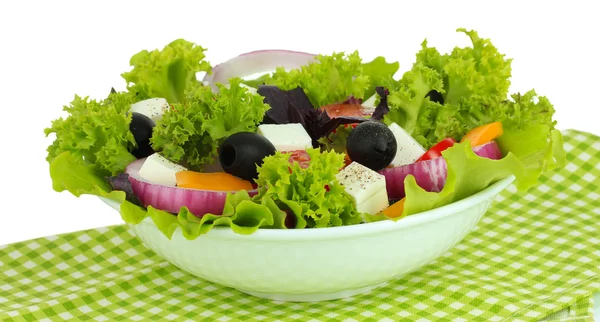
top-left (203, 50), bottom-right (317, 92)
top-left (379, 141), bottom-right (503, 199)
top-left (125, 159), bottom-right (258, 218)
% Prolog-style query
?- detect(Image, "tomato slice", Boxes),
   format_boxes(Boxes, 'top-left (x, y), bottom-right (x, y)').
top-left (320, 104), bottom-right (372, 118)
top-left (416, 138), bottom-right (456, 162)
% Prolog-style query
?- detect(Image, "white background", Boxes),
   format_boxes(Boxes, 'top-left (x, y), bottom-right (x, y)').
top-left (0, 0), bottom-right (599, 245)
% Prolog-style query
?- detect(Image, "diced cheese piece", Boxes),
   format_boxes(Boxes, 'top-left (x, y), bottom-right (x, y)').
top-left (257, 123), bottom-right (312, 152)
top-left (130, 98), bottom-right (170, 123)
top-left (388, 122), bottom-right (426, 167)
top-left (336, 162), bottom-right (387, 206)
top-left (361, 94), bottom-right (377, 109)
top-left (138, 153), bottom-right (187, 187)
top-left (356, 189), bottom-right (389, 215)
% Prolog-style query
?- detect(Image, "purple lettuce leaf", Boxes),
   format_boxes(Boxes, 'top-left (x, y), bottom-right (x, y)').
top-left (371, 86), bottom-right (390, 121)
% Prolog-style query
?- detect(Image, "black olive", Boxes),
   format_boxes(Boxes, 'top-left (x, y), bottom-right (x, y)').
top-left (129, 112), bottom-right (155, 159)
top-left (346, 121), bottom-right (397, 171)
top-left (425, 90), bottom-right (444, 104)
top-left (219, 132), bottom-right (276, 181)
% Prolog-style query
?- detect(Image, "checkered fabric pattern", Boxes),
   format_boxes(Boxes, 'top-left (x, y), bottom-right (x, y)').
top-left (1, 129), bottom-right (599, 322)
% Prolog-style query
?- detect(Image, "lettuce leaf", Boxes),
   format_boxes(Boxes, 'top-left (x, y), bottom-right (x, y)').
top-left (254, 52), bottom-right (398, 108)
top-left (318, 124), bottom-right (353, 153)
top-left (44, 91), bottom-right (138, 177)
top-left (255, 148), bottom-right (363, 228)
top-left (400, 127), bottom-right (566, 218)
top-left (401, 142), bottom-right (528, 216)
top-left (121, 39), bottom-right (211, 104)
top-left (121, 191), bottom-right (287, 240)
top-left (48, 150), bottom-right (286, 240)
top-left (150, 78), bottom-right (270, 169)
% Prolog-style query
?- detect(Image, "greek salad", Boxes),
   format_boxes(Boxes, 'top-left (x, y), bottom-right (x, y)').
top-left (45, 29), bottom-right (565, 239)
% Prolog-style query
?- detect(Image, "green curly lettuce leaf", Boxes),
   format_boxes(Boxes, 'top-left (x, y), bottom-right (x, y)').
top-left (150, 78), bottom-right (270, 169)
top-left (48, 150), bottom-right (286, 240)
top-left (120, 191), bottom-right (287, 240)
top-left (318, 124), bottom-right (354, 153)
top-left (255, 148), bottom-right (362, 228)
top-left (249, 52), bottom-right (398, 108)
top-left (44, 91), bottom-right (138, 177)
top-left (384, 28), bottom-right (514, 149)
top-left (399, 127), bottom-right (566, 218)
top-left (121, 39), bottom-right (211, 104)
top-left (382, 62), bottom-right (446, 145)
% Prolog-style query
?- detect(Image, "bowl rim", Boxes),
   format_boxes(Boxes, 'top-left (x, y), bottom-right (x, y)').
top-left (100, 175), bottom-right (516, 241)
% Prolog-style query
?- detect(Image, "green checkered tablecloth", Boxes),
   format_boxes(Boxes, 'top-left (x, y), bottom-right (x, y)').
top-left (1, 129), bottom-right (599, 321)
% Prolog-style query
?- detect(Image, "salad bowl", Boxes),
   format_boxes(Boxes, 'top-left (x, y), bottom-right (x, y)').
top-left (45, 29), bottom-right (565, 304)
top-left (100, 175), bottom-right (514, 302)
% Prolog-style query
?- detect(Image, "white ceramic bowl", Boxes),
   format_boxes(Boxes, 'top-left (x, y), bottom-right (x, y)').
top-left (101, 175), bottom-right (515, 302)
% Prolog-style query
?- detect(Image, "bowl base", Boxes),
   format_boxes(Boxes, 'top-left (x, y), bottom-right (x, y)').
top-left (236, 282), bottom-right (388, 302)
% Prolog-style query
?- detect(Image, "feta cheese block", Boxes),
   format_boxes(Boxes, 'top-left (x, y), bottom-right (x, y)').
top-left (130, 98), bottom-right (170, 123)
top-left (361, 93), bottom-right (377, 109)
top-left (356, 188), bottom-right (389, 215)
top-left (138, 153), bottom-right (187, 187)
top-left (388, 122), bottom-right (426, 167)
top-left (336, 162), bottom-right (389, 214)
top-left (257, 123), bottom-right (312, 152)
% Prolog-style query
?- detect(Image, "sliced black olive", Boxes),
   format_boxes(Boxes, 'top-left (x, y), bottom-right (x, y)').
top-left (346, 121), bottom-right (397, 171)
top-left (425, 90), bottom-right (444, 105)
top-left (130, 112), bottom-right (155, 159)
top-left (219, 132), bottom-right (276, 181)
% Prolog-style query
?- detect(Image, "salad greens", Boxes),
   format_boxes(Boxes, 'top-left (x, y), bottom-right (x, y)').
top-left (150, 78), bottom-right (270, 169)
top-left (255, 148), bottom-right (362, 228)
top-left (245, 52), bottom-right (399, 107)
top-left (119, 148), bottom-right (360, 238)
top-left (122, 39), bottom-right (211, 104)
top-left (45, 91), bottom-right (138, 177)
top-left (45, 29), bottom-right (567, 240)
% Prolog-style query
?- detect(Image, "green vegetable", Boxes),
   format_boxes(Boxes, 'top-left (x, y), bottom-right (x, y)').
top-left (318, 124), bottom-right (354, 153)
top-left (246, 52), bottom-right (398, 108)
top-left (401, 126), bottom-right (566, 218)
top-left (121, 39), bottom-right (211, 104)
top-left (382, 28), bottom-right (565, 186)
top-left (150, 78), bottom-right (271, 169)
top-left (121, 191), bottom-right (287, 240)
top-left (48, 151), bottom-right (285, 240)
top-left (402, 142), bottom-right (528, 216)
top-left (384, 28), bottom-right (514, 148)
top-left (383, 62), bottom-right (446, 145)
top-left (44, 91), bottom-right (138, 177)
top-left (255, 148), bottom-right (362, 228)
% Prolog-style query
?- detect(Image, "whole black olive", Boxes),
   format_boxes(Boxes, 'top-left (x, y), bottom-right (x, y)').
top-left (425, 90), bottom-right (444, 105)
top-left (346, 121), bottom-right (397, 171)
top-left (129, 112), bottom-right (155, 159)
top-left (219, 132), bottom-right (276, 181)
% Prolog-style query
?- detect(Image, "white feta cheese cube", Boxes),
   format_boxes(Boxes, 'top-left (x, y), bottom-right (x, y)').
top-left (130, 98), bottom-right (170, 124)
top-left (356, 189), bottom-right (389, 215)
top-left (257, 123), bottom-right (312, 152)
top-left (388, 122), bottom-right (426, 167)
top-left (361, 94), bottom-right (378, 109)
top-left (138, 153), bottom-right (187, 187)
top-left (336, 162), bottom-right (387, 206)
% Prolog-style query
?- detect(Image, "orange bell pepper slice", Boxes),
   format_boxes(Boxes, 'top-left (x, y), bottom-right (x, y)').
top-left (461, 122), bottom-right (503, 146)
top-left (382, 198), bottom-right (406, 218)
top-left (176, 171), bottom-right (253, 191)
